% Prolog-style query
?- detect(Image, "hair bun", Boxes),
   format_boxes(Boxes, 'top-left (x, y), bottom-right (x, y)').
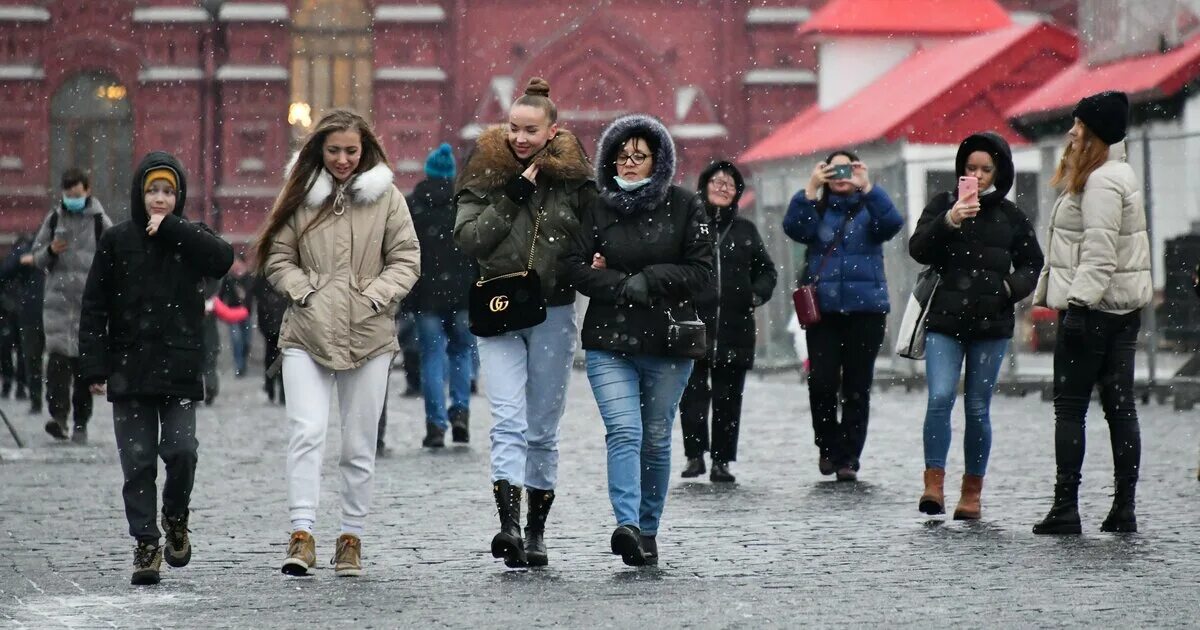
top-left (524, 77), bottom-right (551, 98)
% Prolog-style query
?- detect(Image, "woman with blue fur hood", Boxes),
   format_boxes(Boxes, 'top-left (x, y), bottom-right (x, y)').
top-left (563, 114), bottom-right (714, 567)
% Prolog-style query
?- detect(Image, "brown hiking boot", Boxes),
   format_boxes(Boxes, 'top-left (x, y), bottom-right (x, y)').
top-left (953, 474), bottom-right (985, 520)
top-left (131, 541), bottom-right (162, 586)
top-left (332, 534), bottom-right (363, 577)
top-left (919, 468), bottom-right (946, 515)
top-left (281, 531), bottom-right (316, 576)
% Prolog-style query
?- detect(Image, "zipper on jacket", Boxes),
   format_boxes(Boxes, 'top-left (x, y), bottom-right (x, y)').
top-left (712, 220), bottom-right (733, 360)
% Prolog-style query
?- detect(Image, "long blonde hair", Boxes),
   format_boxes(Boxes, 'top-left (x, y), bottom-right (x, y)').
top-left (1050, 122), bottom-right (1110, 195)
top-left (254, 109), bottom-right (390, 269)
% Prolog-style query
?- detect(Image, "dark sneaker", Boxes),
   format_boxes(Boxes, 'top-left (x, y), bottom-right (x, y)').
top-left (836, 466), bottom-right (858, 482)
top-left (818, 456), bottom-right (836, 476)
top-left (709, 461), bottom-right (736, 483)
top-left (422, 422), bottom-right (446, 448)
top-left (281, 531), bottom-right (316, 576)
top-left (44, 417), bottom-right (68, 440)
top-left (449, 407), bottom-right (470, 443)
top-left (161, 512), bottom-right (192, 568)
top-left (332, 534), bottom-right (363, 577)
top-left (70, 426), bottom-right (88, 446)
top-left (131, 541), bottom-right (162, 585)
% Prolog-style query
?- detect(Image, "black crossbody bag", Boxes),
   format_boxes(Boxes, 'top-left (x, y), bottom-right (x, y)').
top-left (468, 206), bottom-right (547, 337)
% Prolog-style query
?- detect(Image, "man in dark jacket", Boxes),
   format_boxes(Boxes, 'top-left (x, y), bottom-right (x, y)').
top-left (410, 143), bottom-right (477, 447)
top-left (679, 161), bottom-right (777, 483)
top-left (79, 152), bottom-right (234, 585)
top-left (0, 234), bottom-right (46, 413)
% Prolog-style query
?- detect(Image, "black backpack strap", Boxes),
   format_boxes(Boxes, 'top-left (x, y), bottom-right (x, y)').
top-left (94, 214), bottom-right (104, 243)
top-left (47, 209), bottom-right (58, 236)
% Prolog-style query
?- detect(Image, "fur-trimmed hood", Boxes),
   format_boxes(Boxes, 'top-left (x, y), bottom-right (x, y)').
top-left (283, 154), bottom-right (396, 209)
top-left (596, 114), bottom-right (677, 216)
top-left (457, 126), bottom-right (592, 193)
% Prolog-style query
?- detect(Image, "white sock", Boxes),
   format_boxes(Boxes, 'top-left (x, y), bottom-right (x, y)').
top-left (341, 522), bottom-right (364, 537)
top-left (291, 518), bottom-right (314, 534)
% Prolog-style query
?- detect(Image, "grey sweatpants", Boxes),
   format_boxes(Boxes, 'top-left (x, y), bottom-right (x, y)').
top-left (113, 397), bottom-right (198, 542)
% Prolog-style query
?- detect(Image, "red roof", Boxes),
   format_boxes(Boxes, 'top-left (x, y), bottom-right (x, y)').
top-left (799, 0), bottom-right (1011, 37)
top-left (741, 23), bottom-right (1078, 164)
top-left (1008, 33), bottom-right (1200, 123)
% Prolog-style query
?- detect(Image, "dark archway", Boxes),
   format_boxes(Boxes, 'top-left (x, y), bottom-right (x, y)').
top-left (50, 72), bottom-right (134, 220)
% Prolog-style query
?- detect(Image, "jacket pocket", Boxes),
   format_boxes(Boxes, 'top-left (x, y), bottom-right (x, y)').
top-left (162, 336), bottom-right (203, 384)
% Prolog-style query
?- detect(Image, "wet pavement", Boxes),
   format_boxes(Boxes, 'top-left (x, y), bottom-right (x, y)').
top-left (2, 361), bottom-right (1198, 628)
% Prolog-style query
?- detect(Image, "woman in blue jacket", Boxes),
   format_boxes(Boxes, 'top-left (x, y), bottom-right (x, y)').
top-left (783, 150), bottom-right (904, 481)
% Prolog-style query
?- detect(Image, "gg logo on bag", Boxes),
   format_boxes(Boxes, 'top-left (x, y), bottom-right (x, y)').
top-left (489, 295), bottom-right (510, 313)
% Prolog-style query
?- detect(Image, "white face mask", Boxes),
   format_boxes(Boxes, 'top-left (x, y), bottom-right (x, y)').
top-left (614, 175), bottom-right (652, 192)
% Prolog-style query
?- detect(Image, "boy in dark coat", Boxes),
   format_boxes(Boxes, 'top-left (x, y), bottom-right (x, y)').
top-left (79, 152), bottom-right (234, 585)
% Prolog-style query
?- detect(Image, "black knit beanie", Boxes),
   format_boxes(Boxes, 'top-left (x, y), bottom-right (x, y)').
top-left (1072, 91), bottom-right (1129, 145)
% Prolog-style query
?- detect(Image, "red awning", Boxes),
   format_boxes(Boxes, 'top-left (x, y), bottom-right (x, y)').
top-left (1007, 33), bottom-right (1200, 123)
top-left (799, 0), bottom-right (1011, 37)
top-left (741, 23), bottom-right (1077, 164)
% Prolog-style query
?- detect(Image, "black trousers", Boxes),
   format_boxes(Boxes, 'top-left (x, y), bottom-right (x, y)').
top-left (679, 360), bottom-right (748, 462)
top-left (1052, 310), bottom-right (1141, 484)
top-left (805, 312), bottom-right (886, 470)
top-left (46, 352), bottom-right (92, 427)
top-left (20, 321), bottom-right (43, 403)
top-left (113, 397), bottom-right (198, 542)
top-left (262, 328), bottom-right (284, 401)
top-left (0, 312), bottom-right (23, 392)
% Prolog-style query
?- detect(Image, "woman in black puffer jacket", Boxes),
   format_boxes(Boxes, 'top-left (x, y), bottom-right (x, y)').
top-left (909, 131), bottom-right (1044, 521)
top-left (564, 114), bottom-right (713, 567)
top-left (679, 160), bottom-right (776, 484)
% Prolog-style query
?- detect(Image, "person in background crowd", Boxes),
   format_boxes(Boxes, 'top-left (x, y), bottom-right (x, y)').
top-left (456, 77), bottom-right (591, 568)
top-left (253, 269), bottom-right (288, 404)
top-left (0, 233), bottom-right (46, 414)
top-left (908, 132), bottom-right (1044, 519)
top-left (31, 167), bottom-right (113, 443)
top-left (1032, 91), bottom-right (1152, 535)
top-left (219, 254), bottom-right (255, 377)
top-left (259, 108), bottom-right (420, 577)
top-left (200, 277), bottom-right (221, 405)
top-left (411, 143), bottom-right (477, 448)
top-left (782, 151), bottom-right (904, 481)
top-left (564, 114), bottom-right (713, 567)
top-left (679, 160), bottom-right (776, 484)
top-left (79, 151), bottom-right (234, 585)
top-left (0, 261), bottom-right (26, 400)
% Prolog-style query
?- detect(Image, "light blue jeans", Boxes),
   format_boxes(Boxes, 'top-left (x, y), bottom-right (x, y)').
top-left (478, 305), bottom-right (577, 490)
top-left (586, 351), bottom-right (693, 536)
top-left (416, 310), bottom-right (474, 430)
top-left (923, 332), bottom-right (1010, 476)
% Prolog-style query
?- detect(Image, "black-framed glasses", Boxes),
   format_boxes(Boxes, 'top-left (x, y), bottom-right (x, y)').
top-left (708, 179), bottom-right (736, 192)
top-left (615, 152), bottom-right (649, 166)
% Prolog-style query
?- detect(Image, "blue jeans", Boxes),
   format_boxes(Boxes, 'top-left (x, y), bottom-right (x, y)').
top-left (586, 351), bottom-right (693, 536)
top-left (416, 311), bottom-right (474, 430)
top-left (478, 305), bottom-right (577, 490)
top-left (229, 320), bottom-right (251, 375)
top-left (923, 332), bottom-right (1009, 476)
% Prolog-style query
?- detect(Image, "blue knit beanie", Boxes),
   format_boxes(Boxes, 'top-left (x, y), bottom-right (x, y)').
top-left (424, 143), bottom-right (456, 180)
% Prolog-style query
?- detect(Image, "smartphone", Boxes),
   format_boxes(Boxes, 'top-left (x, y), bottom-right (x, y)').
top-left (958, 176), bottom-right (979, 203)
top-left (831, 164), bottom-right (854, 180)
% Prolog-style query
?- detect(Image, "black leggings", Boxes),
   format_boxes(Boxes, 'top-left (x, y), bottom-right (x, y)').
top-left (805, 312), bottom-right (886, 470)
top-left (1052, 310), bottom-right (1141, 484)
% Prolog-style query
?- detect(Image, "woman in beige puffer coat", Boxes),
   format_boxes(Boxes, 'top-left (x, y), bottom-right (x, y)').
top-left (256, 109), bottom-right (421, 577)
top-left (1031, 91), bottom-right (1151, 536)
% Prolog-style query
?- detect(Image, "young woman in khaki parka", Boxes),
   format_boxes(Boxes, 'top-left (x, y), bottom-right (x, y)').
top-left (256, 109), bottom-right (421, 577)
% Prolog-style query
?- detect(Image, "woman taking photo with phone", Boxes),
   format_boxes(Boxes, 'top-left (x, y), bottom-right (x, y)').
top-left (564, 114), bottom-right (712, 567)
top-left (455, 77), bottom-right (593, 568)
top-left (1032, 91), bottom-right (1151, 535)
top-left (908, 132), bottom-right (1044, 519)
top-left (782, 151), bottom-right (903, 481)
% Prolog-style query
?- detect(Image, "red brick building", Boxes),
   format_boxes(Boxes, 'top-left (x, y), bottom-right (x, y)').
top-left (0, 0), bottom-right (1074, 241)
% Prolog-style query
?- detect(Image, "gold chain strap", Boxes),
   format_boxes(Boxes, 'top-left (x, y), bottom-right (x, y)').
top-left (525, 205), bottom-right (544, 271)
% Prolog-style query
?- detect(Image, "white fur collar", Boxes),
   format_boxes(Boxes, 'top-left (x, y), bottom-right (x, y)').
top-left (283, 154), bottom-right (394, 208)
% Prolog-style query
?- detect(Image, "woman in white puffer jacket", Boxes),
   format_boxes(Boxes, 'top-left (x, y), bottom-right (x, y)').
top-left (1031, 90), bottom-right (1152, 536)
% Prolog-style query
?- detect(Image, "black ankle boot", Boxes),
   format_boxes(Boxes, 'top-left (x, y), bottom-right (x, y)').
top-left (1100, 476), bottom-right (1137, 533)
top-left (610, 525), bottom-right (646, 567)
top-left (524, 488), bottom-right (555, 567)
top-left (1033, 475), bottom-right (1082, 535)
top-left (491, 480), bottom-right (527, 567)
top-left (681, 456), bottom-right (705, 478)
top-left (640, 534), bottom-right (658, 566)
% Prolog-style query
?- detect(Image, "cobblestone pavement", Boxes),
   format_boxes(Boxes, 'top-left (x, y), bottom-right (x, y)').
top-left (1, 363), bottom-right (1198, 628)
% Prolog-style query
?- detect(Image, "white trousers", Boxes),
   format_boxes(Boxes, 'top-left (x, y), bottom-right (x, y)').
top-left (283, 348), bottom-right (391, 530)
